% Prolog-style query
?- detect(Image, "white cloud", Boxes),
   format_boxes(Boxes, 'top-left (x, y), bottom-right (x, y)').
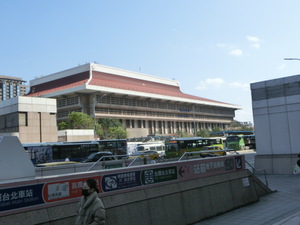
top-left (246, 35), bottom-right (261, 49)
top-left (229, 49), bottom-right (243, 57)
top-left (217, 43), bottom-right (244, 57)
top-left (229, 82), bottom-right (250, 91)
top-left (246, 35), bottom-right (260, 42)
top-left (196, 78), bottom-right (225, 90)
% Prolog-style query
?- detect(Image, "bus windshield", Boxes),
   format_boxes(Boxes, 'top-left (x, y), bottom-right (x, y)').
top-left (136, 146), bottom-right (145, 151)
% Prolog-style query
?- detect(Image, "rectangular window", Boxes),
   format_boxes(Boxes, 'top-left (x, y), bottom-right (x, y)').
top-left (19, 112), bottom-right (27, 126)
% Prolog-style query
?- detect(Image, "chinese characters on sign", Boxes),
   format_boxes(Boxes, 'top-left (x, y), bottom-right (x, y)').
top-left (0, 184), bottom-right (44, 212)
top-left (43, 176), bottom-right (101, 203)
top-left (102, 171), bottom-right (141, 192)
top-left (0, 155), bottom-right (245, 215)
top-left (193, 161), bottom-right (225, 174)
top-left (141, 166), bottom-right (177, 185)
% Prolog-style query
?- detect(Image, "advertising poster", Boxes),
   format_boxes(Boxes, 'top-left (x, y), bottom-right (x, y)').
top-left (102, 171), bottom-right (141, 192)
top-left (141, 166), bottom-right (177, 185)
top-left (43, 176), bottom-right (101, 203)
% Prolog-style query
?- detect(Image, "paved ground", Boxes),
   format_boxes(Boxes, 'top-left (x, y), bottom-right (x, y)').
top-left (193, 155), bottom-right (300, 224)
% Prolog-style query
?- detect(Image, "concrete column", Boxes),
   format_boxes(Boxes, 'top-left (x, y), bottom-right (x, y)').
top-left (161, 121), bottom-right (165, 135)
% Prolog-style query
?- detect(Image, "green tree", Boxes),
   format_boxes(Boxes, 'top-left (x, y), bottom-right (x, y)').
top-left (58, 112), bottom-right (94, 130)
top-left (108, 126), bottom-right (128, 139)
top-left (176, 131), bottom-right (190, 137)
top-left (98, 118), bottom-right (127, 139)
top-left (68, 112), bottom-right (94, 129)
top-left (196, 129), bottom-right (211, 137)
top-left (58, 121), bottom-right (68, 130)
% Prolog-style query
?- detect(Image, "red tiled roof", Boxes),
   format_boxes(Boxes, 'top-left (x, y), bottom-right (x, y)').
top-left (26, 69), bottom-right (231, 106)
top-left (89, 71), bottom-right (228, 105)
top-left (27, 72), bottom-right (90, 97)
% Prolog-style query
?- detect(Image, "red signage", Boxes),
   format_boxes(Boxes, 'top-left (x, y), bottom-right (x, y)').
top-left (43, 176), bottom-right (101, 203)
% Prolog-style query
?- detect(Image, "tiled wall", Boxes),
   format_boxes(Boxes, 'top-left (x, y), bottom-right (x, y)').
top-left (251, 74), bottom-right (300, 174)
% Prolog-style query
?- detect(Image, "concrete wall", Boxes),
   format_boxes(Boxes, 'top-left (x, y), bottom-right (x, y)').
top-left (0, 96), bottom-right (58, 143)
top-left (127, 128), bottom-right (149, 138)
top-left (251, 74), bottom-right (300, 174)
top-left (57, 129), bottom-right (94, 142)
top-left (0, 170), bottom-right (268, 225)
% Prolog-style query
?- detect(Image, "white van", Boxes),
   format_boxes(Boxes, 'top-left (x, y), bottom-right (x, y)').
top-left (136, 143), bottom-right (165, 156)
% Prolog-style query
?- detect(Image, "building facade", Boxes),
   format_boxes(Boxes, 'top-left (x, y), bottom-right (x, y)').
top-left (0, 75), bottom-right (28, 101)
top-left (0, 96), bottom-right (57, 143)
top-left (27, 63), bottom-right (240, 138)
top-left (251, 74), bottom-right (300, 174)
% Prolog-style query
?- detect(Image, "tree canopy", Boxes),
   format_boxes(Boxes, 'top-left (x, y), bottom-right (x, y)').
top-left (58, 112), bottom-right (127, 139)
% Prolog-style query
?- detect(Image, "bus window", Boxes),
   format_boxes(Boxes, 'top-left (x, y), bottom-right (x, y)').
top-left (137, 146), bottom-right (145, 151)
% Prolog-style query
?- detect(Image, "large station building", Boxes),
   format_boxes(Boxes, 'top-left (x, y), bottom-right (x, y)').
top-left (27, 63), bottom-right (240, 137)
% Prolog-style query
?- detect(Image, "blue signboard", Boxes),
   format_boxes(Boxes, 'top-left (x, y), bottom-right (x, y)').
top-left (102, 171), bottom-right (141, 192)
top-left (0, 184), bottom-right (45, 212)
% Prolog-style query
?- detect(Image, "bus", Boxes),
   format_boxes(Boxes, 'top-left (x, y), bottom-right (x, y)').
top-left (64, 139), bottom-right (128, 156)
top-left (23, 141), bottom-right (100, 164)
top-left (165, 137), bottom-right (226, 158)
top-left (225, 135), bottom-right (245, 150)
top-left (136, 142), bottom-right (165, 156)
top-left (210, 130), bottom-right (254, 137)
top-left (97, 139), bottom-right (127, 156)
top-left (243, 134), bottom-right (256, 150)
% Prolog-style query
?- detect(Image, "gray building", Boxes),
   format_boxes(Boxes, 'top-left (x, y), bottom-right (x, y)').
top-left (0, 96), bottom-right (57, 143)
top-left (27, 63), bottom-right (241, 138)
top-left (251, 74), bottom-right (300, 174)
top-left (0, 75), bottom-right (28, 101)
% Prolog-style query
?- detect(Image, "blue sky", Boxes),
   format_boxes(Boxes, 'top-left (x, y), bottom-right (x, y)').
top-left (1, 0), bottom-right (300, 123)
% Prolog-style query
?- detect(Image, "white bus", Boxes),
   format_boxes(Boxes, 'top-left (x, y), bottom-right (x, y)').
top-left (136, 143), bottom-right (165, 156)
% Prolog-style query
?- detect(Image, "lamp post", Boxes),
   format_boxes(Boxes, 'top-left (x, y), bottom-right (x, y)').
top-left (192, 105), bottom-right (196, 136)
top-left (284, 58), bottom-right (300, 61)
top-left (94, 93), bottom-right (107, 139)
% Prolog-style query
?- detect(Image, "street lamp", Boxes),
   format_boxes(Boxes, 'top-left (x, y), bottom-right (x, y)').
top-left (192, 105), bottom-right (196, 136)
top-left (284, 58), bottom-right (300, 61)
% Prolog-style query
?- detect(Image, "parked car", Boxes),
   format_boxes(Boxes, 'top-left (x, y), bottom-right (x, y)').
top-left (129, 150), bottom-right (160, 161)
top-left (81, 152), bottom-right (115, 163)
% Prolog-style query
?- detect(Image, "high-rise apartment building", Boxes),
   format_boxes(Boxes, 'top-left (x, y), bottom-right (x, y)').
top-left (0, 75), bottom-right (28, 101)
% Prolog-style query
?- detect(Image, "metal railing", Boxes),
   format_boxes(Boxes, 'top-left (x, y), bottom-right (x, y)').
top-left (233, 150), bottom-right (269, 187)
top-left (177, 149), bottom-right (268, 186)
top-left (178, 149), bottom-right (229, 161)
top-left (87, 154), bottom-right (128, 171)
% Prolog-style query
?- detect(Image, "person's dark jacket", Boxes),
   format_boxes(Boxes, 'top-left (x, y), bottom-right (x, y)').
top-left (75, 191), bottom-right (106, 225)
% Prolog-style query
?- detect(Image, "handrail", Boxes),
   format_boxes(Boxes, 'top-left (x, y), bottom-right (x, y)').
top-left (178, 149), bottom-right (230, 161)
top-left (244, 159), bottom-right (269, 186)
top-left (233, 150), bottom-right (269, 187)
top-left (87, 154), bottom-right (128, 171)
top-left (127, 156), bottom-right (143, 167)
top-left (177, 149), bottom-right (268, 186)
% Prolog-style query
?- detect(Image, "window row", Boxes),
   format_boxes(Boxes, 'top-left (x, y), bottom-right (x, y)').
top-left (57, 96), bottom-right (79, 108)
top-left (57, 108), bottom-right (82, 118)
top-left (97, 95), bottom-right (233, 116)
top-left (0, 112), bottom-right (27, 129)
top-left (95, 107), bottom-right (229, 122)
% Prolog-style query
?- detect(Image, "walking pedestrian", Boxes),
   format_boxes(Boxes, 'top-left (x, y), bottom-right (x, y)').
top-left (293, 154), bottom-right (300, 174)
top-left (75, 179), bottom-right (106, 225)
